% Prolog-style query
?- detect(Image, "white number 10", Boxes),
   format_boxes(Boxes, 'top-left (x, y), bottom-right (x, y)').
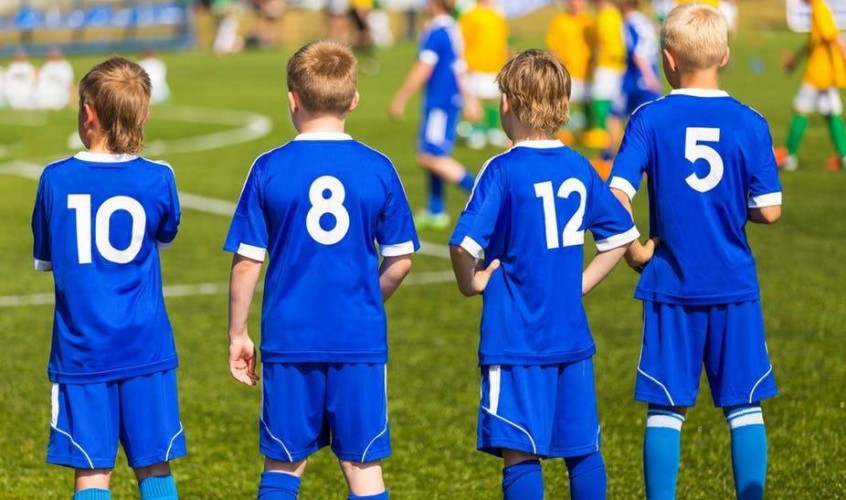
top-left (534, 179), bottom-right (587, 249)
top-left (68, 194), bottom-right (146, 264)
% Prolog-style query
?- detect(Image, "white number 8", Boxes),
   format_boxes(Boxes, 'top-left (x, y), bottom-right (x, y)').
top-left (306, 176), bottom-right (350, 245)
top-left (684, 127), bottom-right (724, 193)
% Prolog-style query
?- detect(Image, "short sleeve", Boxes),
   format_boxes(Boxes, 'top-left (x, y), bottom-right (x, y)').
top-left (223, 159), bottom-right (269, 262)
top-left (31, 175), bottom-right (52, 271)
top-left (586, 169), bottom-right (640, 251)
top-left (376, 165), bottom-right (420, 257)
top-left (449, 160), bottom-right (505, 258)
top-left (609, 110), bottom-right (650, 199)
top-left (747, 119), bottom-right (783, 208)
top-left (155, 168), bottom-right (181, 249)
top-left (419, 28), bottom-right (442, 65)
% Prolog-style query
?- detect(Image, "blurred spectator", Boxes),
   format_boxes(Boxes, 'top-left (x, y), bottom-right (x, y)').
top-left (5, 50), bottom-right (36, 110)
top-left (140, 49), bottom-right (172, 105)
top-left (34, 48), bottom-right (74, 110)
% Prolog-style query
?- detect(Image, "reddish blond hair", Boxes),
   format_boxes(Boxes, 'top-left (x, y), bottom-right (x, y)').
top-left (287, 40), bottom-right (358, 114)
top-left (79, 57), bottom-right (151, 154)
top-left (497, 49), bottom-right (571, 135)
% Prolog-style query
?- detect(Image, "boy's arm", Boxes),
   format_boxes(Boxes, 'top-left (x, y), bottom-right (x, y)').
top-left (611, 188), bottom-right (657, 270)
top-left (783, 43), bottom-right (809, 74)
top-left (450, 245), bottom-right (501, 297)
top-left (379, 254), bottom-right (413, 302)
top-left (228, 254), bottom-right (262, 386)
top-left (748, 206), bottom-right (782, 224)
top-left (456, 68), bottom-right (482, 123)
top-left (633, 53), bottom-right (661, 93)
top-left (582, 245), bottom-right (629, 295)
top-left (390, 61), bottom-right (434, 120)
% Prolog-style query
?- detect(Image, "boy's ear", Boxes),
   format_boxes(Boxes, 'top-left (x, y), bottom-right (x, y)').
top-left (662, 49), bottom-right (677, 73)
top-left (349, 91), bottom-right (360, 113)
top-left (83, 101), bottom-right (98, 129)
top-left (287, 91), bottom-right (298, 113)
top-left (720, 47), bottom-right (731, 69)
top-left (500, 93), bottom-right (510, 114)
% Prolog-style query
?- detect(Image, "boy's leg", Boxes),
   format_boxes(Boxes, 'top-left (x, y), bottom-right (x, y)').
top-left (135, 463), bottom-right (177, 500)
top-left (565, 452), bottom-right (606, 500)
top-left (418, 106), bottom-right (475, 196)
top-left (643, 405), bottom-right (686, 500)
top-left (74, 470), bottom-right (112, 499)
top-left (260, 458), bottom-right (307, 500)
top-left (725, 405), bottom-right (767, 500)
top-left (784, 84), bottom-right (816, 169)
top-left (502, 450), bottom-right (543, 500)
top-left (327, 363), bottom-right (390, 498)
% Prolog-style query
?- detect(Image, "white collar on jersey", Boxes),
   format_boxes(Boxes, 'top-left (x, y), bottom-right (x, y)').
top-left (513, 139), bottom-right (565, 149)
top-left (670, 89), bottom-right (730, 98)
top-left (293, 132), bottom-right (353, 141)
top-left (431, 14), bottom-right (455, 27)
top-left (74, 151), bottom-right (138, 163)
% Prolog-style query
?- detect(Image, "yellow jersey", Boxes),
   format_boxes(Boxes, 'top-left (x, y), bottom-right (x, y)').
top-left (546, 12), bottom-right (595, 80)
top-left (676, 0), bottom-right (720, 7)
top-left (459, 5), bottom-right (509, 74)
top-left (594, 4), bottom-right (625, 72)
top-left (804, 0), bottom-right (846, 89)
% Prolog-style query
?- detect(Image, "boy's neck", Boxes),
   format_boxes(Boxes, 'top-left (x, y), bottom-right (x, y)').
top-left (296, 116), bottom-right (347, 135)
top-left (510, 129), bottom-right (554, 143)
top-left (86, 137), bottom-right (112, 154)
top-left (676, 69), bottom-right (721, 90)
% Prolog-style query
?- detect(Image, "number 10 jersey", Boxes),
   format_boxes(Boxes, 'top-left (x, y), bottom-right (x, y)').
top-left (224, 133), bottom-right (419, 364)
top-left (32, 152), bottom-right (181, 384)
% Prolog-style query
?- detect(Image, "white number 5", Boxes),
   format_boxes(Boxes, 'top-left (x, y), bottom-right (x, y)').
top-left (684, 127), bottom-right (723, 193)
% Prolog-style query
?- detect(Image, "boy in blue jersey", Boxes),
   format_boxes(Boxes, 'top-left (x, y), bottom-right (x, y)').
top-left (450, 49), bottom-right (640, 500)
top-left (225, 41), bottom-right (418, 500)
top-left (609, 4), bottom-right (783, 499)
top-left (390, 0), bottom-right (480, 229)
top-left (31, 57), bottom-right (184, 500)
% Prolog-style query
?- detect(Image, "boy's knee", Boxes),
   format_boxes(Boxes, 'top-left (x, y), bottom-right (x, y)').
top-left (339, 459), bottom-right (385, 496)
top-left (501, 449), bottom-right (539, 467)
top-left (265, 457), bottom-right (307, 477)
top-left (134, 462), bottom-right (171, 481)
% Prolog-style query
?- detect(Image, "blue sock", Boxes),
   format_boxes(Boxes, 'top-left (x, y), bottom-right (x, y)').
top-left (458, 171), bottom-right (475, 192)
top-left (73, 489), bottom-right (110, 500)
top-left (644, 405), bottom-right (685, 500)
top-left (502, 459), bottom-right (543, 500)
top-left (258, 471), bottom-right (300, 500)
top-left (349, 491), bottom-right (389, 500)
top-left (428, 173), bottom-right (444, 214)
top-left (565, 452), bottom-right (607, 500)
top-left (725, 405), bottom-right (768, 500)
top-left (139, 475), bottom-right (178, 499)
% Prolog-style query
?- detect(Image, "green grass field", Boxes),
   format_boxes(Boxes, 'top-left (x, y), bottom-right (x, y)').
top-left (0, 7), bottom-right (844, 499)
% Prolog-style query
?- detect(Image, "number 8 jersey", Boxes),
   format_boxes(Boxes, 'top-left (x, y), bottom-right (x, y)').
top-left (31, 152), bottom-right (181, 383)
top-left (224, 133), bottom-right (419, 364)
top-left (610, 89), bottom-right (783, 305)
top-left (449, 141), bottom-right (638, 366)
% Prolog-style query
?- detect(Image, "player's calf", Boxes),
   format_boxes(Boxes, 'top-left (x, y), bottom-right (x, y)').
top-left (725, 405), bottom-right (768, 500)
top-left (340, 460), bottom-right (387, 499)
top-left (501, 450), bottom-right (543, 500)
top-left (644, 405), bottom-right (687, 500)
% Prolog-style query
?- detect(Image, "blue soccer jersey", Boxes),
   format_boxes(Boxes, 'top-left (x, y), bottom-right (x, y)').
top-left (622, 11), bottom-right (660, 95)
top-left (223, 133), bottom-right (419, 364)
top-left (450, 141), bottom-right (639, 366)
top-left (419, 14), bottom-right (464, 111)
top-left (31, 152), bottom-right (181, 383)
top-left (610, 89), bottom-right (783, 305)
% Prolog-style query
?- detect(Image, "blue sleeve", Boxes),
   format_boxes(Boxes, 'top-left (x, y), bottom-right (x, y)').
top-left (419, 28), bottom-right (444, 65)
top-left (223, 158), bottom-right (269, 262)
top-left (609, 110), bottom-right (650, 199)
top-left (31, 175), bottom-right (52, 271)
top-left (155, 169), bottom-right (181, 248)
top-left (586, 167), bottom-right (640, 251)
top-left (747, 118), bottom-right (783, 208)
top-left (376, 165), bottom-right (420, 257)
top-left (449, 160), bottom-right (505, 258)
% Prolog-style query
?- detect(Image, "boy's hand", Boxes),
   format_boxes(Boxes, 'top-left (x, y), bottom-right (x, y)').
top-left (782, 50), bottom-right (797, 73)
top-left (463, 96), bottom-right (482, 123)
top-left (229, 335), bottom-right (258, 386)
top-left (389, 97), bottom-right (406, 121)
top-left (468, 258), bottom-right (501, 294)
top-left (625, 237), bottom-right (658, 273)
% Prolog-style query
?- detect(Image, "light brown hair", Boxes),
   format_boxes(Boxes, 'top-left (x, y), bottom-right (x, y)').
top-left (661, 3), bottom-right (728, 72)
top-left (286, 40), bottom-right (357, 114)
top-left (78, 57), bottom-right (151, 154)
top-left (497, 49), bottom-right (571, 135)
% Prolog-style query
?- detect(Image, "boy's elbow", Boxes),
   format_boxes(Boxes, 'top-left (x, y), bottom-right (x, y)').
top-left (749, 206), bottom-right (782, 224)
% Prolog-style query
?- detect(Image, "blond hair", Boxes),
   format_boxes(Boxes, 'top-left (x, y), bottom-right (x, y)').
top-left (661, 3), bottom-right (728, 72)
top-left (79, 57), bottom-right (151, 155)
top-left (496, 49), bottom-right (570, 135)
top-left (287, 40), bottom-right (357, 114)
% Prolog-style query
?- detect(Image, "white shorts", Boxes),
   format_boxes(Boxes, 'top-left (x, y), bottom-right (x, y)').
top-left (570, 78), bottom-right (588, 104)
top-left (467, 72), bottom-right (500, 101)
top-left (591, 67), bottom-right (623, 101)
top-left (793, 84), bottom-right (843, 115)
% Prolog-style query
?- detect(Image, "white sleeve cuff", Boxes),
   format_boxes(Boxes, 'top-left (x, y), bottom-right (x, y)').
top-left (236, 243), bottom-right (266, 262)
top-left (609, 176), bottom-right (638, 200)
top-left (748, 192), bottom-right (782, 208)
top-left (419, 50), bottom-right (439, 65)
top-left (595, 226), bottom-right (640, 252)
top-left (380, 240), bottom-right (416, 257)
top-left (459, 236), bottom-right (484, 259)
top-left (157, 240), bottom-right (173, 250)
top-left (34, 258), bottom-right (52, 271)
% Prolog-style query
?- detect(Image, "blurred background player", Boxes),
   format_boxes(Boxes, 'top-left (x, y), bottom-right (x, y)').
top-left (458, 0), bottom-right (509, 149)
top-left (610, 4), bottom-right (781, 498)
top-left (450, 49), bottom-right (638, 500)
top-left (139, 49), bottom-right (172, 105)
top-left (546, 0), bottom-right (595, 146)
top-left (4, 49), bottom-right (36, 109)
top-left (777, 0), bottom-right (846, 171)
top-left (584, 0), bottom-right (625, 150)
top-left (390, 0), bottom-right (480, 229)
top-left (34, 48), bottom-right (74, 110)
top-left (0, 65), bottom-right (5, 109)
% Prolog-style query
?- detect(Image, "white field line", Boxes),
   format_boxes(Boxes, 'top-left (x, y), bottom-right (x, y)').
top-left (0, 270), bottom-right (457, 308)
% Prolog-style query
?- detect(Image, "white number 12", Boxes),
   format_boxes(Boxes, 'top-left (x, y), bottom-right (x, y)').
top-left (534, 179), bottom-right (586, 249)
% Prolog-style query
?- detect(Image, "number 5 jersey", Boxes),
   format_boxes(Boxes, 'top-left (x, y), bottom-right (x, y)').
top-left (31, 152), bottom-right (181, 383)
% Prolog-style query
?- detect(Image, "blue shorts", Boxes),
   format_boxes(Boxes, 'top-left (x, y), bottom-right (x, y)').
top-left (261, 362), bottom-right (390, 463)
top-left (612, 87), bottom-right (661, 117)
top-left (417, 106), bottom-right (460, 156)
top-left (636, 300), bottom-right (778, 408)
top-left (47, 369), bottom-right (185, 470)
top-left (478, 359), bottom-right (601, 458)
